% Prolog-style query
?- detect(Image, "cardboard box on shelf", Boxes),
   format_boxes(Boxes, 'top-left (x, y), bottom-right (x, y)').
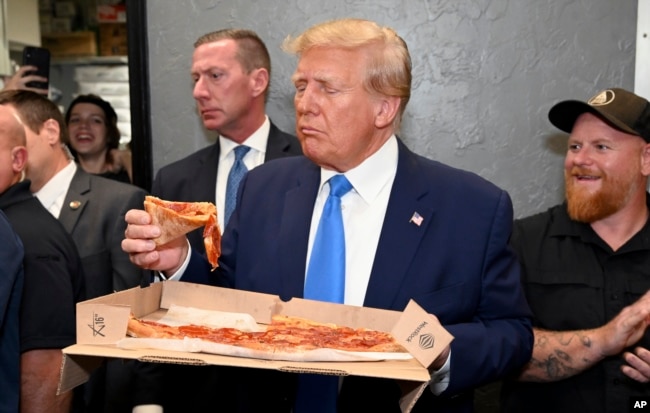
top-left (98, 23), bottom-right (127, 56)
top-left (60, 281), bottom-right (454, 413)
top-left (41, 32), bottom-right (97, 58)
top-left (97, 4), bottom-right (126, 23)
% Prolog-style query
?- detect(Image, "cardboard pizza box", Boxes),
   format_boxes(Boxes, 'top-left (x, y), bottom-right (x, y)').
top-left (59, 281), bottom-right (453, 412)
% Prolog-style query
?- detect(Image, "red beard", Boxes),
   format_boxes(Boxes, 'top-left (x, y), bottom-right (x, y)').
top-left (565, 166), bottom-right (638, 223)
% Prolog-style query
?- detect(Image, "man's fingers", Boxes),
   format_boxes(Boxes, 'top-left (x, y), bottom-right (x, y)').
top-left (127, 250), bottom-right (161, 270)
top-left (125, 209), bottom-right (154, 225)
top-left (621, 364), bottom-right (650, 383)
top-left (622, 349), bottom-right (650, 383)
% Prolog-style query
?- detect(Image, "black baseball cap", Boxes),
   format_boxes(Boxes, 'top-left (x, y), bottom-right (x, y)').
top-left (548, 88), bottom-right (650, 142)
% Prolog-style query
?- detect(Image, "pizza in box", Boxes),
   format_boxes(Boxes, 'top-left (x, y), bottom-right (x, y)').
top-left (118, 305), bottom-right (412, 362)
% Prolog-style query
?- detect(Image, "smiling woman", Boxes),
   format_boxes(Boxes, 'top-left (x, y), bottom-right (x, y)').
top-left (64, 93), bottom-right (132, 183)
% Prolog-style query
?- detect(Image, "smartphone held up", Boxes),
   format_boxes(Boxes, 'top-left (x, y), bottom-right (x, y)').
top-left (21, 46), bottom-right (51, 93)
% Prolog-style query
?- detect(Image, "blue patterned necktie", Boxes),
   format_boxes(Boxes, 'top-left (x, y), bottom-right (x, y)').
top-left (295, 174), bottom-right (353, 413)
top-left (224, 145), bottom-right (251, 226)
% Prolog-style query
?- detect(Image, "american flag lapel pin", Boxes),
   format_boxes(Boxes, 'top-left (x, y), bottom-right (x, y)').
top-left (409, 211), bottom-right (423, 226)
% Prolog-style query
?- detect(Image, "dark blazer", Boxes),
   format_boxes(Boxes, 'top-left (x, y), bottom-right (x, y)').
top-left (151, 122), bottom-right (301, 256)
top-left (59, 167), bottom-right (147, 299)
top-left (184, 139), bottom-right (533, 413)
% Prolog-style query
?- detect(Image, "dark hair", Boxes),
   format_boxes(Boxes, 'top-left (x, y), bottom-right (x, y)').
top-left (0, 89), bottom-right (69, 141)
top-left (64, 94), bottom-right (121, 153)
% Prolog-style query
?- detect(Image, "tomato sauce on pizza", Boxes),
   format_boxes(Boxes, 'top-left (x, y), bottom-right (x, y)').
top-left (128, 314), bottom-right (406, 354)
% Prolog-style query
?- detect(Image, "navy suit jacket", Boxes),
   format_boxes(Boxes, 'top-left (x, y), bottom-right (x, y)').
top-left (183, 139), bottom-right (532, 412)
top-left (151, 122), bottom-right (301, 256)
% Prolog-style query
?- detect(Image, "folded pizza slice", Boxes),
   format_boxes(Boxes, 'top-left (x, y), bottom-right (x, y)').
top-left (143, 195), bottom-right (221, 270)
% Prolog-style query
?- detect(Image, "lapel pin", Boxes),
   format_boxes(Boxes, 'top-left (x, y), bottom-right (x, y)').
top-left (69, 201), bottom-right (82, 210)
top-left (409, 211), bottom-right (423, 226)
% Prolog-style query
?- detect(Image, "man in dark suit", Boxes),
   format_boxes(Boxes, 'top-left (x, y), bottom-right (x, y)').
top-left (0, 90), bottom-right (147, 413)
top-left (0, 103), bottom-right (84, 413)
top-left (152, 28), bottom-right (301, 256)
top-left (123, 19), bottom-right (533, 413)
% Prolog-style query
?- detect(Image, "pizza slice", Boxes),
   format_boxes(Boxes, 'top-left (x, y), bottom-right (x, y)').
top-left (143, 195), bottom-right (221, 270)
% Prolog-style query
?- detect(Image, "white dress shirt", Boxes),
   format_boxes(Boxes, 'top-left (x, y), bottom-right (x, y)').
top-left (34, 160), bottom-right (76, 218)
top-left (306, 135), bottom-right (397, 307)
top-left (215, 116), bottom-right (270, 232)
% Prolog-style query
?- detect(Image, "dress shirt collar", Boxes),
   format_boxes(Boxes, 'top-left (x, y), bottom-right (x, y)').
top-left (318, 135), bottom-right (399, 203)
top-left (34, 160), bottom-right (76, 215)
top-left (218, 115), bottom-right (270, 159)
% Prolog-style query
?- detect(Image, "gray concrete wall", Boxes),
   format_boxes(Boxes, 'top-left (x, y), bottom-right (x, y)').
top-left (146, 0), bottom-right (637, 219)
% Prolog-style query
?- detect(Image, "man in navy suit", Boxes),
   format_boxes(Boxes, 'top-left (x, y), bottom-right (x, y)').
top-left (152, 28), bottom-right (301, 256)
top-left (124, 18), bottom-right (533, 413)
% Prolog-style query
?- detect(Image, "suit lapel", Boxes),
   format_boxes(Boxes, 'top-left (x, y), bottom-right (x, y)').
top-left (193, 144), bottom-right (220, 201)
top-left (277, 162), bottom-right (320, 299)
top-left (364, 141), bottom-right (436, 310)
top-left (265, 123), bottom-right (293, 161)
top-left (59, 168), bottom-right (91, 233)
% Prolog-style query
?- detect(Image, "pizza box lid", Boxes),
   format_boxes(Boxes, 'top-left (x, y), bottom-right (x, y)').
top-left (59, 281), bottom-right (453, 412)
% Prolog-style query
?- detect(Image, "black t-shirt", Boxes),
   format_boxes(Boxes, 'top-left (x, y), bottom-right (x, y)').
top-left (501, 202), bottom-right (650, 413)
top-left (0, 181), bottom-right (85, 352)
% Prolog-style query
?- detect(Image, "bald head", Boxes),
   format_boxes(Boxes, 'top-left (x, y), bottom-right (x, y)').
top-left (0, 104), bottom-right (28, 193)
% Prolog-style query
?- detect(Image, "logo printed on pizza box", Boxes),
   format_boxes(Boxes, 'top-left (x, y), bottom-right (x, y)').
top-left (88, 312), bottom-right (106, 337)
top-left (418, 333), bottom-right (435, 349)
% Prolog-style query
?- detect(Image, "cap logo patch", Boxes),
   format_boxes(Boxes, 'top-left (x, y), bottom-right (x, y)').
top-left (588, 89), bottom-right (615, 106)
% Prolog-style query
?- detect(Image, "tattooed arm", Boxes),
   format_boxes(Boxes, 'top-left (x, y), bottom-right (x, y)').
top-left (518, 290), bottom-right (650, 382)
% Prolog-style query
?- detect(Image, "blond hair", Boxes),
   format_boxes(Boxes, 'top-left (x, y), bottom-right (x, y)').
top-left (282, 18), bottom-right (411, 130)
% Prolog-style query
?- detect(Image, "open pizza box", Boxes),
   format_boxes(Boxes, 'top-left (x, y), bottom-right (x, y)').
top-left (59, 281), bottom-right (453, 412)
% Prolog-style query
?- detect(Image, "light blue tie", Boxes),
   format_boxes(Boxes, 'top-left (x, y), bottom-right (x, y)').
top-left (224, 145), bottom-right (250, 226)
top-left (304, 174), bottom-right (352, 301)
top-left (295, 174), bottom-right (352, 413)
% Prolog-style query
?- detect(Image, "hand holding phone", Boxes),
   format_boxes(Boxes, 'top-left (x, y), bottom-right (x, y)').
top-left (21, 46), bottom-right (50, 92)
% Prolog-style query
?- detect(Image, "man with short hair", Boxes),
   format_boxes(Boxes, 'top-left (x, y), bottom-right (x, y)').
top-left (152, 28), bottom-right (302, 248)
top-left (501, 88), bottom-right (650, 413)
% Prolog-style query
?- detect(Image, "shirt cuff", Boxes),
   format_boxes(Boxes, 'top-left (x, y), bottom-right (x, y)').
top-left (153, 240), bottom-right (192, 282)
top-left (132, 405), bottom-right (163, 413)
top-left (429, 349), bottom-right (451, 395)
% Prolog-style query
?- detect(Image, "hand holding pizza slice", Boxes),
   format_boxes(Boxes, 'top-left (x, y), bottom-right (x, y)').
top-left (143, 195), bottom-right (221, 270)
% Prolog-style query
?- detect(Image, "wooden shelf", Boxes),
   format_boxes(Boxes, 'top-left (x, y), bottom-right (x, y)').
top-left (52, 56), bottom-right (128, 65)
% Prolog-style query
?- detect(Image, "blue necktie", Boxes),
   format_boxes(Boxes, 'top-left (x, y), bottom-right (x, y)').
top-left (295, 174), bottom-right (352, 413)
top-left (224, 145), bottom-right (250, 226)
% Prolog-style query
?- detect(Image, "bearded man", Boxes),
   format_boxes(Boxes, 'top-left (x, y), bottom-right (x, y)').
top-left (500, 88), bottom-right (650, 413)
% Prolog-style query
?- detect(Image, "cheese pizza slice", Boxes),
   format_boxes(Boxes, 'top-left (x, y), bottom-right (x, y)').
top-left (143, 195), bottom-right (221, 270)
